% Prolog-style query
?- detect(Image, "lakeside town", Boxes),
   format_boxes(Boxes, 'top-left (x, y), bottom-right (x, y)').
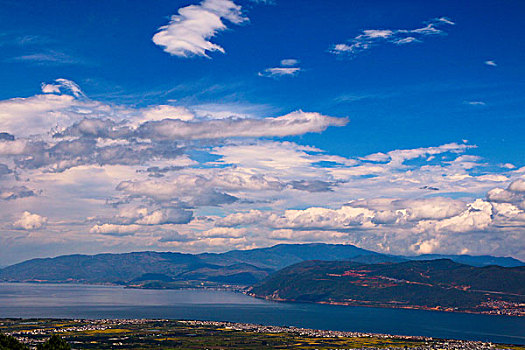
top-left (1, 318), bottom-right (524, 349)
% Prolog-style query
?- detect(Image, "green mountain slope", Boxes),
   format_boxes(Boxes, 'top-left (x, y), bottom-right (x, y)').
top-left (249, 259), bottom-right (525, 313)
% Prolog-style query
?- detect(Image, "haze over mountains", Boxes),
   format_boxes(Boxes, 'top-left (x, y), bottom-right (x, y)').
top-left (0, 244), bottom-right (522, 286)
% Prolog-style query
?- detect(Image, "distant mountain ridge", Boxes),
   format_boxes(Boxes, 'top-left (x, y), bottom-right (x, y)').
top-left (404, 254), bottom-right (524, 267)
top-left (0, 243), bottom-right (523, 286)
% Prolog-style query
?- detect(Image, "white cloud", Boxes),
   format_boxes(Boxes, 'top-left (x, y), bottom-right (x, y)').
top-left (410, 238), bottom-right (441, 254)
top-left (137, 111), bottom-right (347, 140)
top-left (0, 139), bottom-right (27, 155)
top-left (259, 58), bottom-right (302, 79)
top-left (42, 78), bottom-right (85, 98)
top-left (115, 175), bottom-right (238, 206)
top-left (0, 79), bottom-right (111, 138)
top-left (280, 59), bottom-right (299, 66)
top-left (89, 223), bottom-right (142, 236)
top-left (331, 17), bottom-right (454, 57)
top-left (258, 67), bottom-right (301, 78)
top-left (395, 198), bottom-right (466, 221)
top-left (509, 179), bottom-right (525, 192)
top-left (0, 93), bottom-right (78, 137)
top-left (216, 209), bottom-right (264, 227)
top-left (134, 105), bottom-right (195, 126)
top-left (465, 101), bottom-right (486, 106)
top-left (201, 226), bottom-right (247, 238)
top-left (10, 51), bottom-right (83, 66)
top-left (218, 197), bottom-right (466, 231)
top-left (366, 142), bottom-right (474, 167)
top-left (112, 206), bottom-right (194, 225)
top-left (152, 0), bottom-right (247, 58)
top-left (13, 211), bottom-right (47, 230)
top-left (1, 78), bottom-right (524, 261)
top-left (394, 37), bottom-right (418, 45)
top-left (485, 60), bottom-right (497, 67)
top-left (416, 199), bottom-right (494, 234)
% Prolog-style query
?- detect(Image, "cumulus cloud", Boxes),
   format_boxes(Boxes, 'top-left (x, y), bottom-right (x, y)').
top-left (201, 226), bottom-right (247, 238)
top-left (136, 105), bottom-right (195, 125)
top-left (331, 17), bottom-right (454, 57)
top-left (217, 206), bottom-right (375, 230)
top-left (13, 137), bottom-right (185, 172)
top-left (13, 211), bottom-right (47, 230)
top-left (90, 224), bottom-right (142, 236)
top-left (410, 238), bottom-right (441, 254)
top-left (0, 79), bottom-right (107, 138)
top-left (216, 185), bottom-right (525, 241)
top-left (216, 209), bottom-right (264, 227)
top-left (217, 197), bottom-right (465, 231)
top-left (416, 199), bottom-right (494, 234)
top-left (509, 179), bottom-right (525, 192)
top-left (1, 78), bottom-right (523, 261)
top-left (116, 176), bottom-right (238, 206)
top-left (112, 206), bottom-right (193, 225)
top-left (0, 139), bottom-right (28, 155)
top-left (393, 198), bottom-right (466, 221)
top-left (486, 179), bottom-right (525, 204)
top-left (0, 93), bottom-right (78, 137)
top-left (152, 0), bottom-right (247, 58)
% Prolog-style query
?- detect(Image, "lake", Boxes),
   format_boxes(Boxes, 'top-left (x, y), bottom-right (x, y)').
top-left (0, 283), bottom-right (524, 345)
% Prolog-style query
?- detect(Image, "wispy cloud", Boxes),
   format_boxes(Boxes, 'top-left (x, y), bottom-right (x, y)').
top-left (485, 60), bottom-right (497, 67)
top-left (280, 58), bottom-right (299, 66)
top-left (330, 17), bottom-right (455, 57)
top-left (9, 51), bottom-right (85, 65)
top-left (259, 59), bottom-right (302, 79)
top-left (258, 67), bottom-right (301, 78)
top-left (152, 0), bottom-right (247, 58)
top-left (464, 101), bottom-right (486, 106)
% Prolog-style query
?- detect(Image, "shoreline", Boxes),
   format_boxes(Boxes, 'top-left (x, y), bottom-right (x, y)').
top-left (247, 292), bottom-right (525, 317)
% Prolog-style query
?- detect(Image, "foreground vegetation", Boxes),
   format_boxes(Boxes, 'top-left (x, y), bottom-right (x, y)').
top-left (1, 319), bottom-right (524, 349)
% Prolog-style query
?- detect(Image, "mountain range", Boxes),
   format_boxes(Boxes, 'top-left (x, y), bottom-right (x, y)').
top-left (0, 243), bottom-right (523, 286)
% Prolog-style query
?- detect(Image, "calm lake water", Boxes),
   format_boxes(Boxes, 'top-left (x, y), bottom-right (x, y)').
top-left (0, 283), bottom-right (524, 345)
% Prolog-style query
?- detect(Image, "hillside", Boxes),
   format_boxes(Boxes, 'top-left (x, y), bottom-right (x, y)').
top-left (249, 259), bottom-right (525, 315)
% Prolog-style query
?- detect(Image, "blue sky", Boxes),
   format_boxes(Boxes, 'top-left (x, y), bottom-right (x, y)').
top-left (0, 0), bottom-right (524, 265)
